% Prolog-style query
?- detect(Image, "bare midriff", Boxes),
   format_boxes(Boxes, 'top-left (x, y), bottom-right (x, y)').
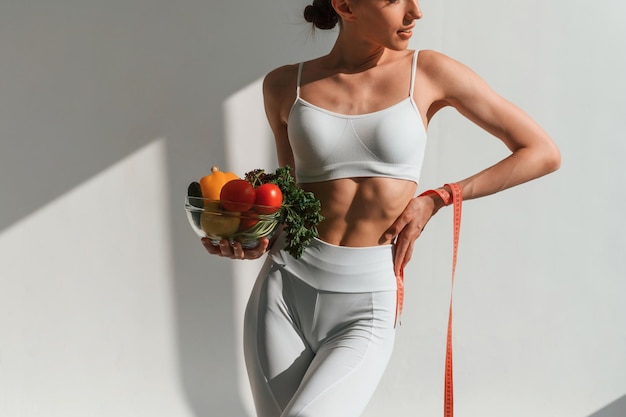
top-left (301, 177), bottom-right (417, 247)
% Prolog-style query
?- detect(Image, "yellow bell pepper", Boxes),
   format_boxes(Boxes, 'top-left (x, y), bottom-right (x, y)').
top-left (199, 166), bottom-right (239, 200)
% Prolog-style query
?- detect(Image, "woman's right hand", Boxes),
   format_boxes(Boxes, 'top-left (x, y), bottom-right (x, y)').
top-left (201, 237), bottom-right (271, 260)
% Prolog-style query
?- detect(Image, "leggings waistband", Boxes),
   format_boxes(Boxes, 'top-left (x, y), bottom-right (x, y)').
top-left (270, 237), bottom-right (397, 293)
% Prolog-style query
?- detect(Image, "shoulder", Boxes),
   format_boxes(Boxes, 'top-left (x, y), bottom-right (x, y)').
top-left (416, 49), bottom-right (469, 78)
top-left (262, 64), bottom-right (300, 123)
top-left (416, 49), bottom-right (494, 102)
top-left (263, 64), bottom-right (299, 100)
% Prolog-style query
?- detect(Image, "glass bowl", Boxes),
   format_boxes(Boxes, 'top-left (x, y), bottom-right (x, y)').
top-left (185, 197), bottom-right (283, 248)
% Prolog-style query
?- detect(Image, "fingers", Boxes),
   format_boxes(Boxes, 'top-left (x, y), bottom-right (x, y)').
top-left (384, 197), bottom-right (425, 242)
top-left (383, 222), bottom-right (402, 243)
top-left (201, 237), bottom-right (221, 255)
top-left (390, 204), bottom-right (427, 275)
top-left (393, 233), bottom-right (416, 277)
top-left (383, 212), bottom-right (411, 243)
top-left (200, 237), bottom-right (270, 260)
top-left (241, 238), bottom-right (270, 259)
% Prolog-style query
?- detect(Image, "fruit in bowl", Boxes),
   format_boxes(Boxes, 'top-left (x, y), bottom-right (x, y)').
top-left (186, 165), bottom-right (324, 258)
top-left (185, 197), bottom-right (283, 248)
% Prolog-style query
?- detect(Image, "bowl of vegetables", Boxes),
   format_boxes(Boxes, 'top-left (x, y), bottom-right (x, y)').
top-left (185, 197), bottom-right (284, 248)
top-left (186, 166), bottom-right (324, 258)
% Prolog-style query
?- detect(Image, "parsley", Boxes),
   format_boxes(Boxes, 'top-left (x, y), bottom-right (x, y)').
top-left (245, 166), bottom-right (324, 259)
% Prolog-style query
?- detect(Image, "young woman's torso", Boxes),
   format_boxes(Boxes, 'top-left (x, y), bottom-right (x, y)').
top-left (278, 49), bottom-right (437, 247)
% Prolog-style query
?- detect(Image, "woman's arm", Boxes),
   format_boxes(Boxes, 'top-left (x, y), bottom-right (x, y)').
top-left (263, 64), bottom-right (298, 169)
top-left (425, 50), bottom-right (561, 199)
top-left (389, 50), bottom-right (561, 275)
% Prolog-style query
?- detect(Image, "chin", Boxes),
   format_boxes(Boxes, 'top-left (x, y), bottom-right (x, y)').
top-left (387, 43), bottom-right (410, 52)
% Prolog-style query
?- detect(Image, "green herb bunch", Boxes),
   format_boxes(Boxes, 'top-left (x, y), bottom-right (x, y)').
top-left (245, 166), bottom-right (324, 259)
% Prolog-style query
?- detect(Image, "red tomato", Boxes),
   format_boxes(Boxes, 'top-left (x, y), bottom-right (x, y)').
top-left (220, 179), bottom-right (256, 212)
top-left (238, 211), bottom-right (260, 232)
top-left (254, 183), bottom-right (283, 214)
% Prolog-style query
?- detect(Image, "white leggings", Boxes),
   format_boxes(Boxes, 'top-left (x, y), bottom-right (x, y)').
top-left (243, 237), bottom-right (399, 417)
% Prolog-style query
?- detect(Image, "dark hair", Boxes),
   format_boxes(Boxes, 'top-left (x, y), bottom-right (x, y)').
top-left (304, 0), bottom-right (339, 30)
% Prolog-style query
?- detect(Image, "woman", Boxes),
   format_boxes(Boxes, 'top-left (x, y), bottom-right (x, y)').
top-left (202, 0), bottom-right (561, 416)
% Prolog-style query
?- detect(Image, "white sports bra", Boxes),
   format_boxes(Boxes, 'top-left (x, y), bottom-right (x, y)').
top-left (287, 50), bottom-right (427, 184)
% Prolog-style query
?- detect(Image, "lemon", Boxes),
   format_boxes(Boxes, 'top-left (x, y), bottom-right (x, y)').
top-left (200, 210), bottom-right (240, 238)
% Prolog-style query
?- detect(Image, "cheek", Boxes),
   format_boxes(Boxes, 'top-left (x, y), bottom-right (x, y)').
top-left (357, 17), bottom-right (391, 38)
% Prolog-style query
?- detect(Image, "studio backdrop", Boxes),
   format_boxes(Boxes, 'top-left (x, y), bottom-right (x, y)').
top-left (0, 1), bottom-right (624, 417)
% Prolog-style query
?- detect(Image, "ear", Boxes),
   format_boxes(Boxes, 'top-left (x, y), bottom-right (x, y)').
top-left (331, 0), bottom-right (357, 22)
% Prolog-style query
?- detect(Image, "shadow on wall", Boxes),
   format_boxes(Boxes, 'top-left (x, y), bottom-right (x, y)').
top-left (588, 394), bottom-right (626, 417)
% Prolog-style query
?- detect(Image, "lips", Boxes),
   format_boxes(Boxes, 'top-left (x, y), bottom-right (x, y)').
top-left (397, 27), bottom-right (414, 39)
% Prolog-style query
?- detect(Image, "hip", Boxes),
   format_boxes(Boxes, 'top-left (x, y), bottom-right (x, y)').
top-left (269, 235), bottom-right (397, 293)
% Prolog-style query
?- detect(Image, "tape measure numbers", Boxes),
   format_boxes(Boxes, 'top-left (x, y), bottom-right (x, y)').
top-left (418, 183), bottom-right (463, 417)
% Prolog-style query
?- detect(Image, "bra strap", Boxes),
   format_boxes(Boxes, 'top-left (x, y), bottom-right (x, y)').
top-left (409, 50), bottom-right (418, 98)
top-left (295, 62), bottom-right (304, 99)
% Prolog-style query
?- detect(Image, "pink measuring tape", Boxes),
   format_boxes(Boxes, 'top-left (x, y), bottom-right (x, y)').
top-left (419, 183), bottom-right (463, 417)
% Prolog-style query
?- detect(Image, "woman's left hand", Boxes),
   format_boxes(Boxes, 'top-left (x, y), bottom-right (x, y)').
top-left (201, 237), bottom-right (271, 260)
top-left (384, 195), bottom-right (439, 277)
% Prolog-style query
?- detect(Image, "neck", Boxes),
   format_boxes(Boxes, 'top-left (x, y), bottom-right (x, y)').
top-left (326, 32), bottom-right (389, 73)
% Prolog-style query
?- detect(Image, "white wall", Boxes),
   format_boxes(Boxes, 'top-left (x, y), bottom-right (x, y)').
top-left (0, 1), bottom-right (624, 417)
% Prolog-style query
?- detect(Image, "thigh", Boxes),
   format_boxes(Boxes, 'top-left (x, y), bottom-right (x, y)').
top-left (243, 260), bottom-right (315, 417)
top-left (282, 290), bottom-right (397, 417)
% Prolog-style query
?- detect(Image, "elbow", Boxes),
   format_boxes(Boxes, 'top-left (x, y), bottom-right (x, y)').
top-left (519, 140), bottom-right (561, 178)
top-left (544, 143), bottom-right (561, 174)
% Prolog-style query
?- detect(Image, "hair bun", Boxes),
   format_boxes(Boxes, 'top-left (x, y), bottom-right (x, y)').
top-left (304, 0), bottom-right (339, 30)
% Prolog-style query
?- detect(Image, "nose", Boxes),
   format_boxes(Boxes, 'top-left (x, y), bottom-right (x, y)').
top-left (406, 0), bottom-right (423, 20)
